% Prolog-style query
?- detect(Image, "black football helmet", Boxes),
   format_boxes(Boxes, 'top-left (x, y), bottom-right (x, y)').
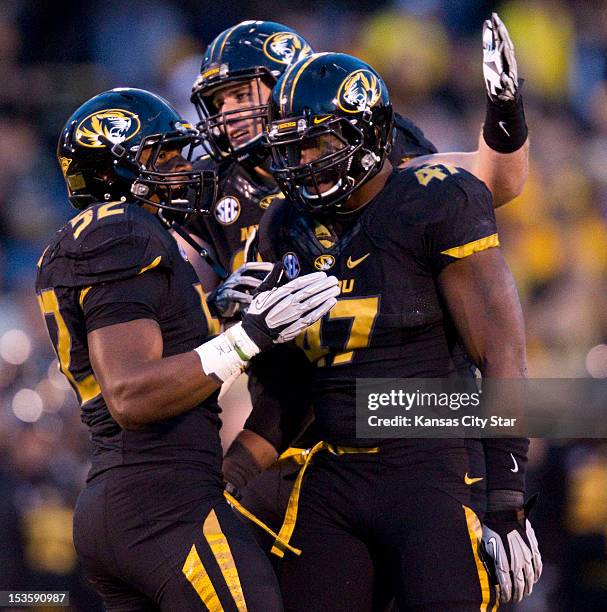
top-left (57, 88), bottom-right (217, 216)
top-left (265, 53), bottom-right (394, 214)
top-left (191, 20), bottom-right (313, 165)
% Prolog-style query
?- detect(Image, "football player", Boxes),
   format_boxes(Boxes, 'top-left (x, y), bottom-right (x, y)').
top-left (185, 14), bottom-right (531, 560)
top-left (36, 87), bottom-right (339, 611)
top-left (258, 52), bottom-right (541, 610)
top-left (186, 14), bottom-right (528, 304)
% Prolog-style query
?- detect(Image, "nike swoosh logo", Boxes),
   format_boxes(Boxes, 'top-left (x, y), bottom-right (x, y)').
top-left (251, 287), bottom-right (276, 311)
top-left (510, 453), bottom-right (519, 473)
top-left (346, 253), bottom-right (370, 269)
top-left (488, 537), bottom-right (499, 564)
top-left (464, 473), bottom-right (484, 485)
top-left (313, 115), bottom-right (332, 125)
top-left (498, 121), bottom-right (510, 137)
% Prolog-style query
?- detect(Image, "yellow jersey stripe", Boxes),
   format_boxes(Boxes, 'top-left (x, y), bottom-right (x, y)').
top-left (78, 374), bottom-right (103, 404)
top-left (462, 505), bottom-right (493, 611)
top-left (182, 544), bottom-right (224, 612)
top-left (440, 233), bottom-right (500, 259)
top-left (138, 255), bottom-right (162, 275)
top-left (203, 509), bottom-right (248, 611)
top-left (38, 289), bottom-right (101, 405)
top-left (193, 283), bottom-right (221, 337)
top-left (78, 286), bottom-right (92, 309)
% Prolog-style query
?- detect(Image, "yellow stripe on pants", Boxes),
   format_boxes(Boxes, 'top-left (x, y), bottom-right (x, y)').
top-left (203, 509), bottom-right (248, 612)
top-left (463, 505), bottom-right (497, 611)
top-left (182, 544), bottom-right (224, 612)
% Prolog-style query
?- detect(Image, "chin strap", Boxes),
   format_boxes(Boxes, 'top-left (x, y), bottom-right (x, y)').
top-left (158, 212), bottom-right (228, 280)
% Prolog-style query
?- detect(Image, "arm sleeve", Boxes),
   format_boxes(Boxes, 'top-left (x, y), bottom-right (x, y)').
top-left (424, 173), bottom-right (499, 274)
top-left (81, 268), bottom-right (169, 334)
top-left (245, 344), bottom-right (314, 452)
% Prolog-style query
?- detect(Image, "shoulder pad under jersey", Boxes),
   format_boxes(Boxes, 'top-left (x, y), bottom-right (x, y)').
top-left (389, 112), bottom-right (438, 164)
top-left (37, 202), bottom-right (176, 289)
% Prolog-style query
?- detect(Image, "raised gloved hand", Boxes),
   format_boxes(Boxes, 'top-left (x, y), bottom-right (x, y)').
top-left (483, 12), bottom-right (518, 104)
top-left (207, 261), bottom-right (274, 319)
top-left (482, 493), bottom-right (542, 603)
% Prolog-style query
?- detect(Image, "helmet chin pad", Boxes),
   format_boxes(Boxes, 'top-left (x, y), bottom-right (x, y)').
top-left (302, 178), bottom-right (343, 199)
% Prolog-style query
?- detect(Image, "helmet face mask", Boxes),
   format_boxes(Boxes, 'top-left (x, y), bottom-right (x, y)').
top-left (193, 73), bottom-right (273, 163)
top-left (268, 117), bottom-right (363, 213)
top-left (58, 88), bottom-right (217, 217)
top-left (265, 53), bottom-right (394, 215)
top-left (129, 132), bottom-right (215, 219)
top-left (191, 21), bottom-right (314, 165)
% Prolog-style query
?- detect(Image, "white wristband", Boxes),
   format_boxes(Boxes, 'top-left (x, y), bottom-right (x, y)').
top-left (194, 323), bottom-right (261, 382)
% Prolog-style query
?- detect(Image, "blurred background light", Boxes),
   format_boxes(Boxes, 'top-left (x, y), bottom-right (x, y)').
top-left (0, 329), bottom-right (32, 365)
top-left (12, 388), bottom-right (44, 422)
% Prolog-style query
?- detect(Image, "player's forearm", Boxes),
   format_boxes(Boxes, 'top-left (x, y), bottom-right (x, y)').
top-left (475, 134), bottom-right (529, 207)
top-left (476, 297), bottom-right (529, 495)
top-left (88, 319), bottom-right (221, 428)
top-left (478, 344), bottom-right (527, 379)
top-left (99, 350), bottom-right (220, 429)
top-left (223, 430), bottom-right (279, 490)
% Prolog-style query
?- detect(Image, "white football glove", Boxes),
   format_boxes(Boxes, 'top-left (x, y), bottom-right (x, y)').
top-left (483, 12), bottom-right (518, 103)
top-left (242, 266), bottom-right (339, 349)
top-left (482, 495), bottom-right (542, 603)
top-left (196, 264), bottom-right (339, 381)
top-left (207, 261), bottom-right (274, 318)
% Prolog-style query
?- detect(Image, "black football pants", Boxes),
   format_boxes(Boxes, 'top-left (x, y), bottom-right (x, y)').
top-left (73, 466), bottom-right (282, 611)
top-left (240, 440), bottom-right (498, 611)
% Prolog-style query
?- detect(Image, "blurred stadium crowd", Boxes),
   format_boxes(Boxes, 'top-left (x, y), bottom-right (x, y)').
top-left (0, 0), bottom-right (606, 609)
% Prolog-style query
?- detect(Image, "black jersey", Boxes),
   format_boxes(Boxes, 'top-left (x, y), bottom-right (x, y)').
top-left (390, 112), bottom-right (438, 163)
top-left (258, 164), bottom-right (498, 443)
top-left (186, 156), bottom-right (283, 275)
top-left (186, 114), bottom-right (436, 277)
top-left (36, 201), bottom-right (223, 480)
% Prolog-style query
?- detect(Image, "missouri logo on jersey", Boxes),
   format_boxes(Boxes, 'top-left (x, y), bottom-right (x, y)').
top-left (75, 109), bottom-right (141, 148)
top-left (314, 254), bottom-right (335, 271)
top-left (215, 196), bottom-right (241, 225)
top-left (282, 252), bottom-right (301, 279)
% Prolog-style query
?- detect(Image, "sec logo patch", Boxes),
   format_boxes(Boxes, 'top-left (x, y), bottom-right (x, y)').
top-left (282, 252), bottom-right (300, 279)
top-left (314, 254), bottom-right (335, 271)
top-left (215, 196), bottom-right (241, 225)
